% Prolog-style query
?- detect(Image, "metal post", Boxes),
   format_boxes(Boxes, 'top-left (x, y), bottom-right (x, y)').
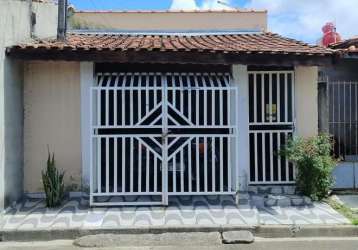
top-left (318, 77), bottom-right (329, 133)
top-left (57, 0), bottom-right (67, 41)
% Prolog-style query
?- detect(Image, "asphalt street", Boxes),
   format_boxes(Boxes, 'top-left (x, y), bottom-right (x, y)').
top-left (1, 238), bottom-right (358, 250)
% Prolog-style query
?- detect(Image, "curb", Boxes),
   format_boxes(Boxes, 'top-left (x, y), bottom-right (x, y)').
top-left (1, 225), bottom-right (358, 242)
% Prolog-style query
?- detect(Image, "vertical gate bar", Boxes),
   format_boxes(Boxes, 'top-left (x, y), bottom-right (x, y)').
top-left (173, 157), bottom-right (176, 193)
top-left (138, 140), bottom-right (142, 192)
top-left (228, 88), bottom-right (231, 127)
top-left (212, 137), bottom-right (216, 192)
top-left (269, 73), bottom-right (273, 123)
top-left (204, 137), bottom-right (208, 192)
top-left (204, 80), bottom-right (207, 126)
top-left (343, 82), bottom-right (346, 156)
top-left (122, 138), bottom-right (126, 192)
top-left (269, 132), bottom-right (273, 182)
top-left (338, 83), bottom-right (341, 156)
top-left (195, 74), bottom-right (199, 126)
top-left (188, 74), bottom-right (192, 124)
top-left (122, 75), bottom-right (126, 126)
top-left (284, 73), bottom-right (288, 123)
top-left (356, 83), bottom-right (358, 155)
top-left (162, 73), bottom-right (168, 205)
top-left (261, 73), bottom-right (265, 123)
top-left (220, 137), bottom-right (223, 192)
top-left (97, 138), bottom-right (101, 193)
top-left (179, 73), bottom-right (184, 113)
top-left (227, 136), bottom-right (232, 191)
top-left (285, 132), bottom-right (289, 181)
top-left (114, 138), bottom-right (118, 193)
top-left (114, 76), bottom-right (118, 126)
top-left (105, 89), bottom-right (109, 126)
top-left (219, 88), bottom-right (223, 126)
top-left (138, 75), bottom-right (142, 122)
top-left (254, 133), bottom-right (258, 182)
top-left (262, 132), bottom-right (266, 182)
top-left (210, 76), bottom-right (215, 126)
top-left (277, 73), bottom-right (281, 122)
top-left (146, 74), bottom-right (149, 115)
top-left (130, 137), bottom-right (134, 192)
top-left (106, 137), bottom-right (109, 193)
top-left (180, 147), bottom-right (184, 192)
top-left (188, 138), bottom-right (192, 192)
top-left (172, 74), bottom-right (176, 108)
top-left (154, 155), bottom-right (157, 192)
top-left (97, 89), bottom-right (101, 127)
top-left (146, 145), bottom-right (150, 192)
top-left (130, 74), bottom-right (134, 126)
top-left (291, 72), bottom-right (295, 124)
top-left (253, 73), bottom-right (257, 123)
top-left (277, 132), bottom-right (281, 182)
top-left (196, 137), bottom-right (200, 192)
top-left (154, 74), bottom-right (158, 106)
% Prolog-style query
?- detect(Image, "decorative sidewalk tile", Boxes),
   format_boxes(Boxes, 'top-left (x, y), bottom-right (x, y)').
top-left (0, 194), bottom-right (350, 231)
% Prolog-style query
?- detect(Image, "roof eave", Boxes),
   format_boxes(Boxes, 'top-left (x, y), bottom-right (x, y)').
top-left (6, 48), bottom-right (333, 66)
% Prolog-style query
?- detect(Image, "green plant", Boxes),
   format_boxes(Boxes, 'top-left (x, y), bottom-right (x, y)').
top-left (42, 151), bottom-right (65, 207)
top-left (281, 134), bottom-right (337, 201)
top-left (326, 196), bottom-right (358, 225)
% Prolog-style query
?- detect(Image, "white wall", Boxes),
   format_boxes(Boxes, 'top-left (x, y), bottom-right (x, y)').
top-left (0, 0), bottom-right (57, 211)
top-left (295, 66), bottom-right (319, 138)
top-left (24, 61), bottom-right (81, 193)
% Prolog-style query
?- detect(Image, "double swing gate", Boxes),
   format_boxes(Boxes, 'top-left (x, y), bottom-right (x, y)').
top-left (90, 72), bottom-right (239, 206)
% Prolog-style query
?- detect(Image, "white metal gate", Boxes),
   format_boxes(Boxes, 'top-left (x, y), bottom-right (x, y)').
top-left (248, 71), bottom-right (295, 184)
top-left (90, 72), bottom-right (238, 206)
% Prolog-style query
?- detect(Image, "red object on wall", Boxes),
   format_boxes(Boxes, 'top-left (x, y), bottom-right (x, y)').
top-left (322, 22), bottom-right (341, 47)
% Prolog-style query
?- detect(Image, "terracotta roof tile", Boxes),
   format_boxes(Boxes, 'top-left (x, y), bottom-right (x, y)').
top-left (330, 37), bottom-right (358, 54)
top-left (10, 32), bottom-right (332, 56)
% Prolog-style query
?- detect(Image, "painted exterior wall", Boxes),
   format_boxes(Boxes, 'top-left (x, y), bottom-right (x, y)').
top-left (295, 66), bottom-right (319, 138)
top-left (321, 59), bottom-right (358, 81)
top-left (32, 1), bottom-right (58, 38)
top-left (24, 61), bottom-right (82, 193)
top-left (71, 11), bottom-right (267, 32)
top-left (0, 0), bottom-right (57, 210)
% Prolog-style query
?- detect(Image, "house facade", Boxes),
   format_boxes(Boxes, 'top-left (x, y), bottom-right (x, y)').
top-left (3, 9), bottom-right (331, 207)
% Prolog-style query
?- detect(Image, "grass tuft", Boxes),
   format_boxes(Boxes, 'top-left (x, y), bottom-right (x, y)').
top-left (325, 196), bottom-right (358, 225)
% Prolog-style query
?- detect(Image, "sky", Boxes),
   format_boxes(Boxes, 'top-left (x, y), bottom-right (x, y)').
top-left (69, 0), bottom-right (358, 44)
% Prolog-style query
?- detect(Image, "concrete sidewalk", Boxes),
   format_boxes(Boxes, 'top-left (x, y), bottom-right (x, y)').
top-left (0, 195), bottom-right (348, 232)
top-left (0, 195), bottom-right (350, 241)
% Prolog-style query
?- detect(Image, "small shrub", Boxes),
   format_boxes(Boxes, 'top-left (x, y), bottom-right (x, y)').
top-left (281, 134), bottom-right (336, 201)
top-left (42, 152), bottom-right (65, 207)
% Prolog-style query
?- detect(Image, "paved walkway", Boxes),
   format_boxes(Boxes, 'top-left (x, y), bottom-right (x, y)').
top-left (0, 195), bottom-right (349, 231)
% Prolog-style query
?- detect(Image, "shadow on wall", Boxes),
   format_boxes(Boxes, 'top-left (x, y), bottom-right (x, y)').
top-left (3, 56), bottom-right (24, 208)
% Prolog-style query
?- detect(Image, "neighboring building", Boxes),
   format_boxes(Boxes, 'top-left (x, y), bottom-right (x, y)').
top-left (69, 9), bottom-right (267, 32)
top-left (320, 37), bottom-right (358, 190)
top-left (4, 8), bottom-right (333, 207)
top-left (0, 0), bottom-right (57, 212)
